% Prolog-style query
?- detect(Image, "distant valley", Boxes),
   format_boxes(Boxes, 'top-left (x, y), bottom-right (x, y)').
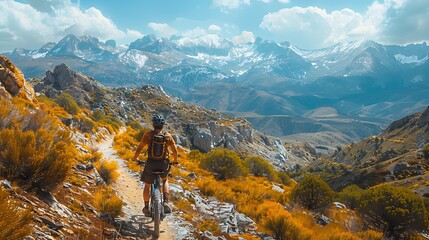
top-left (4, 34), bottom-right (429, 151)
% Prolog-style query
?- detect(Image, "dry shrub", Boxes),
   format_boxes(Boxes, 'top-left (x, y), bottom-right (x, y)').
top-left (0, 187), bottom-right (33, 239)
top-left (263, 213), bottom-right (311, 240)
top-left (93, 186), bottom-right (123, 217)
top-left (324, 232), bottom-right (362, 240)
top-left (356, 230), bottom-right (382, 240)
top-left (94, 159), bottom-right (119, 184)
top-left (0, 128), bottom-right (75, 191)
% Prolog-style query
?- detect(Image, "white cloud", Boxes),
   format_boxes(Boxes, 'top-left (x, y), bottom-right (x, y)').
top-left (148, 23), bottom-right (178, 38)
top-left (208, 24), bottom-right (222, 32)
top-left (0, 0), bottom-right (141, 52)
top-left (212, 0), bottom-right (250, 10)
top-left (232, 31), bottom-right (255, 44)
top-left (183, 27), bottom-right (207, 38)
top-left (260, 0), bottom-right (429, 49)
top-left (278, 0), bottom-right (290, 3)
top-left (259, 0), bottom-right (271, 3)
top-left (375, 0), bottom-right (429, 45)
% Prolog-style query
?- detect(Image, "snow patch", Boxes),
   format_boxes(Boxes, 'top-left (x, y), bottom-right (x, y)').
top-left (395, 54), bottom-right (428, 65)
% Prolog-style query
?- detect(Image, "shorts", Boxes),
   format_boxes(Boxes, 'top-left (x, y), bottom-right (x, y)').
top-left (140, 158), bottom-right (170, 184)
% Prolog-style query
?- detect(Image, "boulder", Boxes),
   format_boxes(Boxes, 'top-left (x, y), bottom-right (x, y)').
top-left (0, 56), bottom-right (35, 100)
top-left (193, 129), bottom-right (213, 153)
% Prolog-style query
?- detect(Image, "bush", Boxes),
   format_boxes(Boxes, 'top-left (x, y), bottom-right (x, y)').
top-left (0, 128), bottom-right (75, 191)
top-left (263, 214), bottom-right (310, 240)
top-left (355, 230), bottom-right (383, 240)
top-left (200, 148), bottom-right (246, 180)
top-left (276, 171), bottom-right (293, 186)
top-left (245, 156), bottom-right (277, 181)
top-left (55, 92), bottom-right (80, 115)
top-left (324, 232), bottom-right (361, 240)
top-left (0, 187), bottom-right (33, 239)
top-left (290, 174), bottom-right (334, 210)
top-left (93, 186), bottom-right (123, 218)
top-left (94, 159), bottom-right (119, 184)
top-left (338, 185), bottom-right (363, 209)
top-left (359, 184), bottom-right (428, 234)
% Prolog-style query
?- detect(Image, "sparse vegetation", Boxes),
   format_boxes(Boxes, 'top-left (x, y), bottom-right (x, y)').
top-left (94, 159), bottom-right (119, 184)
top-left (0, 187), bottom-right (33, 239)
top-left (93, 186), bottom-right (123, 218)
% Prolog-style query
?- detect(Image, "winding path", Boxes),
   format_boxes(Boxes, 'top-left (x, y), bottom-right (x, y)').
top-left (97, 133), bottom-right (173, 239)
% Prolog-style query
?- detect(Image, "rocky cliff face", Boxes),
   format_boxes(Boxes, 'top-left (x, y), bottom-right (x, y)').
top-left (34, 63), bottom-right (106, 108)
top-left (0, 56), bottom-right (35, 100)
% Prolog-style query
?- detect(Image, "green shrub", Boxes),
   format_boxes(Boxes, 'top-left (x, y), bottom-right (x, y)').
top-left (55, 92), bottom-right (80, 115)
top-left (359, 184), bottom-right (428, 234)
top-left (290, 174), bottom-right (334, 210)
top-left (276, 171), bottom-right (292, 186)
top-left (338, 185), bottom-right (363, 209)
top-left (0, 187), bottom-right (33, 239)
top-left (245, 156), bottom-right (277, 181)
top-left (200, 148), bottom-right (246, 180)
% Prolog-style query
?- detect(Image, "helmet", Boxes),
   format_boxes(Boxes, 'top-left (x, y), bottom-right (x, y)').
top-left (152, 114), bottom-right (165, 127)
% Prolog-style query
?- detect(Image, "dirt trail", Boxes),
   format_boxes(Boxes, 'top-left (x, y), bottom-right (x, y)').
top-left (97, 133), bottom-right (173, 240)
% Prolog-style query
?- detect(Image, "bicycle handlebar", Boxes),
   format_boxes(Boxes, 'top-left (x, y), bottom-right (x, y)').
top-left (136, 160), bottom-right (179, 166)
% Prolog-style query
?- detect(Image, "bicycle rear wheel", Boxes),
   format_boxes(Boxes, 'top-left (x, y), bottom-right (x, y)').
top-left (152, 188), bottom-right (162, 237)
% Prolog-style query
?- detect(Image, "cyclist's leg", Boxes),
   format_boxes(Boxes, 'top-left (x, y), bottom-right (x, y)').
top-left (141, 162), bottom-right (155, 216)
top-left (162, 177), bottom-right (169, 202)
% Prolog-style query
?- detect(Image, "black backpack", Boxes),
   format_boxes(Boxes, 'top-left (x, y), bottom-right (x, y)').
top-left (148, 131), bottom-right (168, 160)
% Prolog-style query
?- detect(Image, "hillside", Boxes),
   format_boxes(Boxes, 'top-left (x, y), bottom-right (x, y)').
top-left (307, 106), bottom-right (429, 191)
top-left (3, 56), bottom-right (429, 239)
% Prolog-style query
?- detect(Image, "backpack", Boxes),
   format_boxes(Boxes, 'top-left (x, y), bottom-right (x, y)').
top-left (148, 131), bottom-right (168, 160)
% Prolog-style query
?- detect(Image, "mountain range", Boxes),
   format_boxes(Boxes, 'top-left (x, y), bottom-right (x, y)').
top-left (4, 34), bottom-right (429, 149)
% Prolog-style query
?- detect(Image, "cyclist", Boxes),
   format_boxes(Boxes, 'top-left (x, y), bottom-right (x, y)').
top-left (132, 114), bottom-right (178, 216)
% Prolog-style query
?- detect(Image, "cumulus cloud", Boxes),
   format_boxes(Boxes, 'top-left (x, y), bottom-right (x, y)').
top-left (232, 31), bottom-right (255, 44)
top-left (278, 0), bottom-right (290, 3)
top-left (208, 24), bottom-right (222, 32)
top-left (148, 23), bottom-right (178, 38)
top-left (260, 0), bottom-right (429, 48)
top-left (376, 0), bottom-right (429, 45)
top-left (183, 27), bottom-right (207, 38)
top-left (0, 0), bottom-right (141, 52)
top-left (212, 0), bottom-right (250, 10)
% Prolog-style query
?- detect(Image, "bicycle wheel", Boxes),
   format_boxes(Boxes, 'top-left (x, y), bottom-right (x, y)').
top-left (152, 187), bottom-right (162, 237)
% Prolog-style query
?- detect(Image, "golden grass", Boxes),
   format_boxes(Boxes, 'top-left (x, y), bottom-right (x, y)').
top-left (94, 159), bottom-right (120, 184)
top-left (93, 186), bottom-right (123, 218)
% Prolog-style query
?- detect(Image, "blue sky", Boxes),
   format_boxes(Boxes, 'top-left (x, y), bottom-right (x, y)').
top-left (1, 0), bottom-right (428, 52)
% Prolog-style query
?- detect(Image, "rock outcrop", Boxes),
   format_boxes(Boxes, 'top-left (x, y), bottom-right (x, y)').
top-left (35, 63), bottom-right (105, 108)
top-left (0, 56), bottom-right (35, 100)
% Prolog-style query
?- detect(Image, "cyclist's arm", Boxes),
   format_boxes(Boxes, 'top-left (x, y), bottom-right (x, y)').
top-left (132, 132), bottom-right (150, 161)
top-left (167, 134), bottom-right (178, 163)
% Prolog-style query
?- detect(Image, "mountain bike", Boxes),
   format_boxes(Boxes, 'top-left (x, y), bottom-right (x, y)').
top-left (137, 160), bottom-right (177, 237)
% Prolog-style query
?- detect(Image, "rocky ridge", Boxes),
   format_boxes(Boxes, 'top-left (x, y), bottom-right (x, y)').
top-left (34, 63), bottom-right (317, 169)
top-left (324, 106), bottom-right (429, 190)
top-left (0, 56), bottom-right (35, 100)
